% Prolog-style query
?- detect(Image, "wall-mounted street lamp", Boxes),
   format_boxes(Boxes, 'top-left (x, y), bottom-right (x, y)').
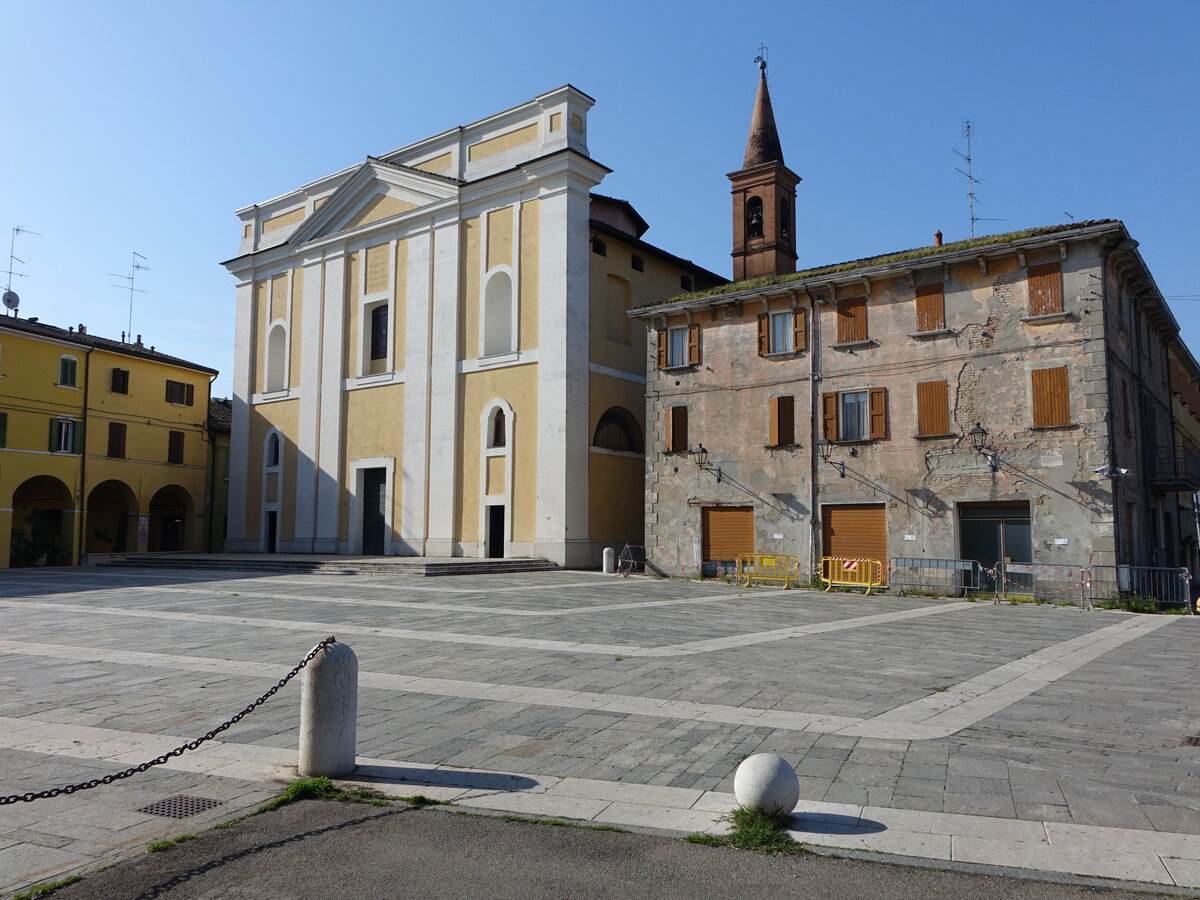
top-left (692, 443), bottom-right (722, 483)
top-left (968, 422), bottom-right (1000, 471)
top-left (817, 438), bottom-right (846, 478)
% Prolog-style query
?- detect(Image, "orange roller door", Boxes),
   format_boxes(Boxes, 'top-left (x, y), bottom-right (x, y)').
top-left (702, 506), bottom-right (754, 561)
top-left (822, 504), bottom-right (887, 565)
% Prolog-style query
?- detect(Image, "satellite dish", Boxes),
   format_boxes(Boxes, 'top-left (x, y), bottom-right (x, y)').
top-left (2, 290), bottom-right (18, 311)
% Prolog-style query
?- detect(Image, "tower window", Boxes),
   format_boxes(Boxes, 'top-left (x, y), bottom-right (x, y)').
top-left (591, 238), bottom-right (607, 256)
top-left (370, 305), bottom-right (389, 360)
top-left (780, 202), bottom-right (790, 239)
top-left (746, 197), bottom-right (764, 238)
top-left (631, 255), bottom-right (644, 272)
top-left (680, 275), bottom-right (693, 291)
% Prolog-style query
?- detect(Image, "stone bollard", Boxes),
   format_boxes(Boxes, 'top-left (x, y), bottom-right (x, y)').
top-left (298, 640), bottom-right (358, 777)
top-left (603, 547), bottom-right (616, 574)
top-left (733, 753), bottom-right (799, 817)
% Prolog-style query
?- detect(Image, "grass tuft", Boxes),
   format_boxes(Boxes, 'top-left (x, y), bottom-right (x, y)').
top-left (685, 805), bottom-right (807, 855)
top-left (12, 875), bottom-right (85, 899)
top-left (146, 833), bottom-right (196, 854)
top-left (254, 777), bottom-right (388, 815)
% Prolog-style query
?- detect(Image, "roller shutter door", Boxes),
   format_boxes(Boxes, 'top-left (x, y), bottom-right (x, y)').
top-left (822, 504), bottom-right (887, 565)
top-left (702, 506), bottom-right (754, 561)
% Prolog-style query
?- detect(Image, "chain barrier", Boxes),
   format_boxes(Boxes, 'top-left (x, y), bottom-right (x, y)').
top-left (1, 636), bottom-right (337, 805)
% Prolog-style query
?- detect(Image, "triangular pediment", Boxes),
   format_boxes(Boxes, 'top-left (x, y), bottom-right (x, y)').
top-left (290, 159), bottom-right (460, 244)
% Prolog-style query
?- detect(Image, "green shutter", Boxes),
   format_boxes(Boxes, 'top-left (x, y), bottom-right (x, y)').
top-left (49, 417), bottom-right (58, 451)
top-left (72, 421), bottom-right (84, 455)
top-left (0, 412), bottom-right (7, 448)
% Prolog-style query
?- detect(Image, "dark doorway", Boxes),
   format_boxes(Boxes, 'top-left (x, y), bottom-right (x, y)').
top-left (362, 468), bottom-right (387, 555)
top-left (265, 511), bottom-right (278, 553)
top-left (959, 501), bottom-right (1032, 591)
top-left (486, 504), bottom-right (505, 558)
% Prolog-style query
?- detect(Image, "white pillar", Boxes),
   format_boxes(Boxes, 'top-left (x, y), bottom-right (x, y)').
top-left (603, 546), bottom-right (615, 574)
top-left (298, 641), bottom-right (358, 777)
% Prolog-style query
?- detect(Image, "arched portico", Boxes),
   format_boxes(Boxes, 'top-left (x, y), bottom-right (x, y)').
top-left (10, 475), bottom-right (74, 567)
top-left (148, 484), bottom-right (194, 552)
top-left (86, 480), bottom-right (138, 554)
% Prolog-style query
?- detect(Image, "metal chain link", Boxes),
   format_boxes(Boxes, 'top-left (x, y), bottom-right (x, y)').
top-left (1, 636), bottom-right (338, 805)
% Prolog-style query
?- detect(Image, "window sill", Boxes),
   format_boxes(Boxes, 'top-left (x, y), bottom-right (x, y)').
top-left (56, 384), bottom-right (81, 390)
top-left (914, 433), bottom-right (957, 440)
top-left (477, 350), bottom-right (521, 367)
top-left (909, 329), bottom-right (953, 339)
top-left (831, 340), bottom-right (876, 351)
top-left (761, 350), bottom-right (804, 360)
top-left (660, 364), bottom-right (695, 373)
top-left (1031, 423), bottom-right (1078, 431)
top-left (764, 443), bottom-right (801, 451)
top-left (829, 438), bottom-right (878, 446)
top-left (1021, 312), bottom-right (1072, 325)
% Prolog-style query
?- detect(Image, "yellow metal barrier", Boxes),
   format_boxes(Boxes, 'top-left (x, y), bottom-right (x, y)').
top-left (737, 553), bottom-right (800, 587)
top-left (820, 556), bottom-right (885, 595)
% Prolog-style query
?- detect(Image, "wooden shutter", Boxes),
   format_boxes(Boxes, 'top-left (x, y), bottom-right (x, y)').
top-left (666, 406), bottom-right (688, 452)
top-left (49, 418), bottom-right (58, 451)
top-left (0, 412), bottom-right (6, 448)
top-left (792, 309), bottom-right (807, 351)
top-left (822, 504), bottom-right (887, 566)
top-left (687, 323), bottom-right (700, 366)
top-left (915, 283), bottom-right (945, 332)
top-left (185, 383), bottom-right (195, 406)
top-left (868, 387), bottom-right (888, 439)
top-left (108, 423), bottom-right (124, 458)
top-left (72, 421), bottom-right (83, 455)
top-left (916, 380), bottom-right (949, 436)
top-left (822, 392), bottom-right (838, 440)
top-left (757, 314), bottom-right (769, 356)
top-left (656, 330), bottom-right (667, 369)
top-left (1028, 262), bottom-right (1063, 316)
top-left (837, 297), bottom-right (867, 343)
top-left (702, 506), bottom-right (754, 561)
top-left (168, 430), bottom-right (184, 464)
top-left (769, 395), bottom-right (795, 446)
top-left (1032, 366), bottom-right (1070, 427)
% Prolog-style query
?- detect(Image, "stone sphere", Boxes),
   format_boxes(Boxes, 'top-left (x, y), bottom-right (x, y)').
top-left (733, 753), bottom-right (799, 816)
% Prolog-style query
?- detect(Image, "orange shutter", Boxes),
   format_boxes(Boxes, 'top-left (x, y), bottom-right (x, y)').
top-left (777, 395), bottom-right (794, 445)
top-left (1032, 366), bottom-right (1070, 427)
top-left (666, 406), bottom-right (689, 452)
top-left (822, 504), bottom-right (887, 567)
top-left (656, 331), bottom-right (667, 369)
top-left (702, 506), bottom-right (755, 561)
top-left (687, 323), bottom-right (700, 365)
top-left (1027, 262), bottom-right (1063, 316)
top-left (915, 283), bottom-right (945, 333)
top-left (868, 387), bottom-right (888, 439)
top-left (916, 380), bottom-right (949, 436)
top-left (757, 313), bottom-right (769, 356)
top-left (837, 297), bottom-right (867, 343)
top-left (768, 396), bottom-right (780, 446)
top-left (793, 309), bottom-right (807, 351)
top-left (822, 392), bottom-right (838, 440)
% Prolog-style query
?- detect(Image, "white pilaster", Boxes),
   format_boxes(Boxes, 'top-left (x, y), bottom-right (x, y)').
top-left (292, 258), bottom-right (325, 550)
top-left (314, 255), bottom-right (346, 553)
top-left (425, 220), bottom-right (462, 556)
top-left (227, 278), bottom-right (255, 550)
top-left (399, 231), bottom-right (433, 554)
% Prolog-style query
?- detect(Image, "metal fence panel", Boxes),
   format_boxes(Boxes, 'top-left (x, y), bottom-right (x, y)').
top-left (1088, 565), bottom-right (1191, 609)
top-left (820, 557), bottom-right (886, 594)
top-left (995, 562), bottom-right (1089, 608)
top-left (889, 557), bottom-right (985, 598)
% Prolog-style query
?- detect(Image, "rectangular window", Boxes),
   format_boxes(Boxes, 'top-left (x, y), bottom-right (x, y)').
top-left (0, 411), bottom-right (6, 448)
top-left (111, 368), bottom-right (130, 394)
top-left (1032, 366), bottom-right (1071, 427)
top-left (823, 388), bottom-right (888, 441)
top-left (665, 406), bottom-right (688, 452)
top-left (107, 422), bottom-right (127, 458)
top-left (769, 395), bottom-right (795, 446)
top-left (168, 430), bottom-right (184, 464)
top-left (916, 380), bottom-right (950, 436)
top-left (370, 304), bottom-right (389, 361)
top-left (836, 296), bottom-right (868, 343)
top-left (165, 380), bottom-right (195, 406)
top-left (757, 310), bottom-right (806, 355)
top-left (58, 356), bottom-right (78, 387)
top-left (49, 417), bottom-right (80, 453)
top-left (915, 283), bottom-right (945, 333)
top-left (658, 324), bottom-right (699, 368)
top-left (1027, 262), bottom-right (1063, 316)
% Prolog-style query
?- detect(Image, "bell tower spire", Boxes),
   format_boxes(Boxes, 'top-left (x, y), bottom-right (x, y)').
top-left (728, 54), bottom-right (800, 281)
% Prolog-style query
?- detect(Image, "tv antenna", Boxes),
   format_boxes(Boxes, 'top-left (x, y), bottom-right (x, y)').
top-left (953, 120), bottom-right (1004, 238)
top-left (3, 226), bottom-right (41, 316)
top-left (110, 251), bottom-right (149, 340)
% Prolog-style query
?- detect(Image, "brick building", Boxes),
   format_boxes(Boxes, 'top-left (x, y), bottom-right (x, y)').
top-left (631, 65), bottom-right (1196, 582)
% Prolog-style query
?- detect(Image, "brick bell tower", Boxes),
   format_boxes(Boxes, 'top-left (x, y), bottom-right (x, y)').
top-left (729, 58), bottom-right (801, 281)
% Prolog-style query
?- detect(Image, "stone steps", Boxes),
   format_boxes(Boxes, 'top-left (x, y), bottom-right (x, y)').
top-left (97, 554), bottom-right (560, 577)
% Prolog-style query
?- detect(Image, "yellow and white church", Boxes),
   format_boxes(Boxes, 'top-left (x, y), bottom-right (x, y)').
top-left (222, 86), bottom-right (721, 565)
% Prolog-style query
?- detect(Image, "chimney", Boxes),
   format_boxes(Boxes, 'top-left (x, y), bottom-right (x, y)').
top-left (135, 333), bottom-right (143, 347)
top-left (78, 324), bottom-right (86, 334)
top-left (934, 230), bottom-right (944, 247)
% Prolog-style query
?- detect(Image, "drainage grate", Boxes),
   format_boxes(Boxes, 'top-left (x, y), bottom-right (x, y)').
top-left (137, 795), bottom-right (224, 819)
top-left (1184, 736), bottom-right (1200, 747)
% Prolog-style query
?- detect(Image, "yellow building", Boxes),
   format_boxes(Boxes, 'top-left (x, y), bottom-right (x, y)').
top-left (0, 316), bottom-right (217, 568)
top-left (223, 86), bottom-right (722, 565)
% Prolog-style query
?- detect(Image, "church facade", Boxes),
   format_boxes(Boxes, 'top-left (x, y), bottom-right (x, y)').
top-left (222, 86), bottom-right (720, 565)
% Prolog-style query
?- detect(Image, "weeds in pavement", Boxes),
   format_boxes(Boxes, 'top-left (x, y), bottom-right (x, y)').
top-left (685, 805), bottom-right (807, 855)
top-left (11, 875), bottom-right (85, 899)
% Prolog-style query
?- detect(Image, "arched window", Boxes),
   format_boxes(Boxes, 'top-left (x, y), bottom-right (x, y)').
top-left (780, 202), bottom-right (790, 239)
top-left (266, 324), bottom-right (287, 392)
top-left (746, 196), bottom-right (764, 238)
top-left (592, 407), bottom-right (643, 453)
top-left (483, 271), bottom-right (513, 356)
top-left (266, 432), bottom-right (280, 468)
top-left (487, 407), bottom-right (507, 448)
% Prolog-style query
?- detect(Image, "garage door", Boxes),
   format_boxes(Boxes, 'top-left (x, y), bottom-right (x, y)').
top-left (702, 506), bottom-right (754, 561)
top-left (822, 504), bottom-right (887, 565)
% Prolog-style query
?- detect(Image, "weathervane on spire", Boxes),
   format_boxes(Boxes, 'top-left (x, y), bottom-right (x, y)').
top-left (755, 44), bottom-right (768, 75)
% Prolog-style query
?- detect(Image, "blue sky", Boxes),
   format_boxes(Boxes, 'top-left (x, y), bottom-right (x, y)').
top-left (3, 1), bottom-right (1197, 396)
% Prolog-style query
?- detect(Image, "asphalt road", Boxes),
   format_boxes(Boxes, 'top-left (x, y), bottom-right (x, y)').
top-left (51, 799), bottom-right (1168, 900)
